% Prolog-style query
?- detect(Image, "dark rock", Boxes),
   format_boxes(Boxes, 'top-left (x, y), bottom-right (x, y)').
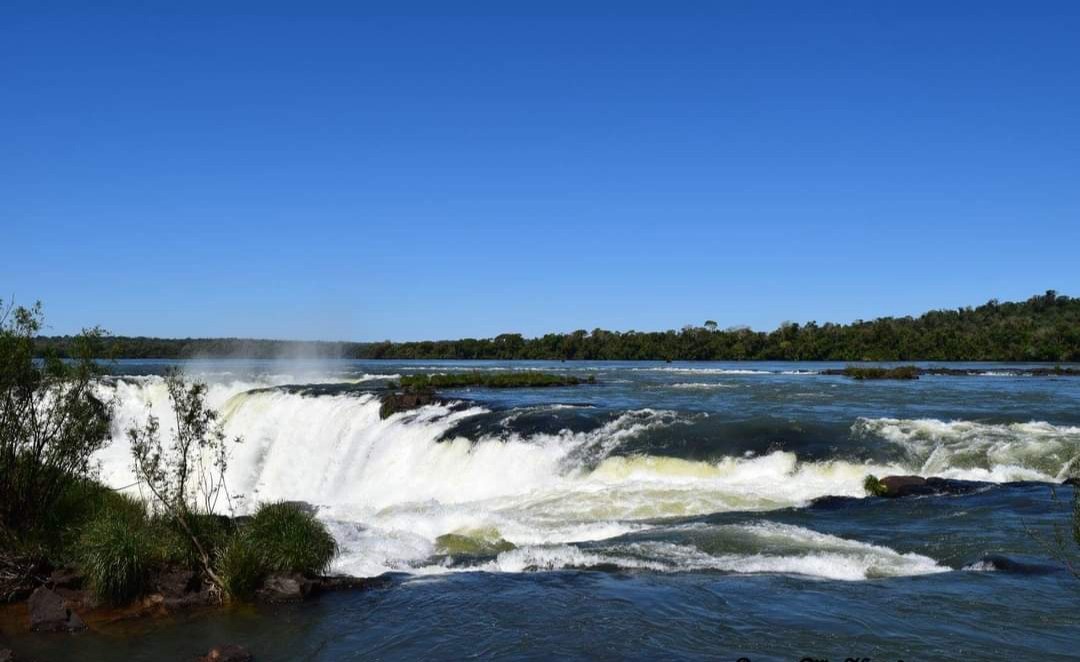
top-left (0, 648), bottom-right (15, 662)
top-left (256, 573), bottom-right (313, 602)
top-left (877, 475), bottom-right (988, 498)
top-left (808, 495), bottom-right (860, 509)
top-left (152, 568), bottom-right (197, 600)
top-left (314, 574), bottom-right (393, 592)
top-left (379, 390), bottom-right (442, 419)
top-left (48, 566), bottom-right (83, 590)
top-left (28, 586), bottom-right (85, 632)
top-left (878, 475), bottom-right (928, 497)
top-left (964, 554), bottom-right (1059, 575)
top-left (1062, 477), bottom-right (1080, 487)
top-left (196, 644), bottom-right (253, 662)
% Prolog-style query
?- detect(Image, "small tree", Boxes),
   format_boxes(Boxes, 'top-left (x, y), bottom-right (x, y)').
top-left (0, 300), bottom-right (113, 534)
top-left (129, 369), bottom-right (239, 589)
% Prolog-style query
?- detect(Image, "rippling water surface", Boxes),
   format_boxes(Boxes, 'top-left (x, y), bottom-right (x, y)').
top-left (7, 360), bottom-right (1080, 660)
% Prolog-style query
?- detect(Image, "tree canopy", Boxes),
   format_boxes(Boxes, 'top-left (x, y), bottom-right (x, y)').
top-left (34, 291), bottom-right (1080, 362)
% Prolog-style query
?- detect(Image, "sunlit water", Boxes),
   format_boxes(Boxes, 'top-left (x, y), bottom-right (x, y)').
top-left (6, 360), bottom-right (1080, 660)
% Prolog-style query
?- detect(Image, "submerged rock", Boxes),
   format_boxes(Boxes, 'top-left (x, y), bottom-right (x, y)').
top-left (256, 573), bottom-right (313, 602)
top-left (964, 554), bottom-right (1059, 575)
top-left (196, 644), bottom-right (254, 662)
top-left (28, 586), bottom-right (85, 632)
top-left (436, 530), bottom-right (516, 556)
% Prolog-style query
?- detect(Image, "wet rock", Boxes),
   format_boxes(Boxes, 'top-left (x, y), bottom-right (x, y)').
top-left (1062, 476), bottom-right (1080, 487)
top-left (964, 554), bottom-right (1059, 575)
top-left (379, 390), bottom-right (442, 419)
top-left (808, 495), bottom-right (860, 509)
top-left (314, 574), bottom-right (393, 592)
top-left (878, 475), bottom-right (928, 497)
top-left (877, 475), bottom-right (986, 498)
top-left (28, 586), bottom-right (85, 632)
top-left (256, 573), bottom-right (313, 602)
top-left (196, 644), bottom-right (253, 661)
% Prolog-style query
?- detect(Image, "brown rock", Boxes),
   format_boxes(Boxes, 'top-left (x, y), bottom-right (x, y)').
top-left (196, 644), bottom-right (253, 661)
top-left (256, 573), bottom-right (313, 602)
top-left (28, 586), bottom-right (85, 632)
top-left (879, 475), bottom-right (928, 497)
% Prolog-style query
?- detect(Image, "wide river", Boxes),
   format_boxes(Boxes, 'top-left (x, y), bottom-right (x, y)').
top-left (8, 360), bottom-right (1080, 660)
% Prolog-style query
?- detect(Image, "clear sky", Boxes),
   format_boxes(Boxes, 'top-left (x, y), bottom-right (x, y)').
top-left (2, 1), bottom-right (1077, 341)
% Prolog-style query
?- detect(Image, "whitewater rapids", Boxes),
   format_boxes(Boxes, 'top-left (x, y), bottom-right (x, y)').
top-left (92, 375), bottom-right (1078, 580)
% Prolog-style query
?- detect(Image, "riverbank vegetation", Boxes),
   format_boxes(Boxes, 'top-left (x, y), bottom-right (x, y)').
top-left (33, 291), bottom-right (1080, 362)
top-left (0, 300), bottom-right (337, 610)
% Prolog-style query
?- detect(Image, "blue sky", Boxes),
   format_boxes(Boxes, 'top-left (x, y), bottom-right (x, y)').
top-left (2, 2), bottom-right (1078, 341)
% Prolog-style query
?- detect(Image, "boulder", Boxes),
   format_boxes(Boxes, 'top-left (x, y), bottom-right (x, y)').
top-left (152, 568), bottom-right (197, 600)
top-left (196, 644), bottom-right (253, 662)
top-left (877, 475), bottom-right (986, 498)
top-left (314, 574), bottom-right (393, 592)
top-left (27, 586), bottom-right (85, 632)
top-left (256, 573), bottom-right (313, 602)
top-left (878, 475), bottom-right (928, 497)
top-left (379, 390), bottom-right (441, 419)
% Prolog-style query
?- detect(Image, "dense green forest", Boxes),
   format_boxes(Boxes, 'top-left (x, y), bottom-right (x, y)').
top-left (35, 291), bottom-right (1080, 362)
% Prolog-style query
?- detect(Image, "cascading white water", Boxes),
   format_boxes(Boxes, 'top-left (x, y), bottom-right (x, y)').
top-left (92, 375), bottom-right (1075, 579)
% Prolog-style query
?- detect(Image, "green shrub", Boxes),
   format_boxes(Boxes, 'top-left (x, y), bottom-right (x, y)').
top-left (864, 474), bottom-right (888, 497)
top-left (217, 533), bottom-right (265, 600)
top-left (78, 496), bottom-right (156, 604)
top-left (245, 502), bottom-right (337, 576)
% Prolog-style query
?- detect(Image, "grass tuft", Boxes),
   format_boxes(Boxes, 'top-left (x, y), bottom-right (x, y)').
top-left (245, 502), bottom-right (337, 575)
top-left (78, 495), bottom-right (156, 604)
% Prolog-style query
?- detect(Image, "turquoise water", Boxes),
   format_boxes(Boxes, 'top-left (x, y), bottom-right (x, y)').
top-left (4, 360), bottom-right (1080, 660)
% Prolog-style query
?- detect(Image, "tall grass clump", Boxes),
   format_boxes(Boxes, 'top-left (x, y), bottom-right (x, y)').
top-left (78, 496), bottom-right (156, 604)
top-left (245, 502), bottom-right (337, 575)
top-left (217, 535), bottom-right (265, 600)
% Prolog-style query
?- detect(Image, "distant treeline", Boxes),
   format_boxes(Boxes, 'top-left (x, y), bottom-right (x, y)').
top-left (35, 291), bottom-right (1080, 362)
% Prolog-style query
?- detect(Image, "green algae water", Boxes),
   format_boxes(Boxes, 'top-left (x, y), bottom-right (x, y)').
top-left (4, 360), bottom-right (1080, 660)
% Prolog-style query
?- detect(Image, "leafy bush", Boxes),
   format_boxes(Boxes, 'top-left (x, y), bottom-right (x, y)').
top-left (0, 300), bottom-right (113, 534)
top-left (244, 502), bottom-right (337, 575)
top-left (864, 474), bottom-right (888, 497)
top-left (78, 496), bottom-right (156, 604)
